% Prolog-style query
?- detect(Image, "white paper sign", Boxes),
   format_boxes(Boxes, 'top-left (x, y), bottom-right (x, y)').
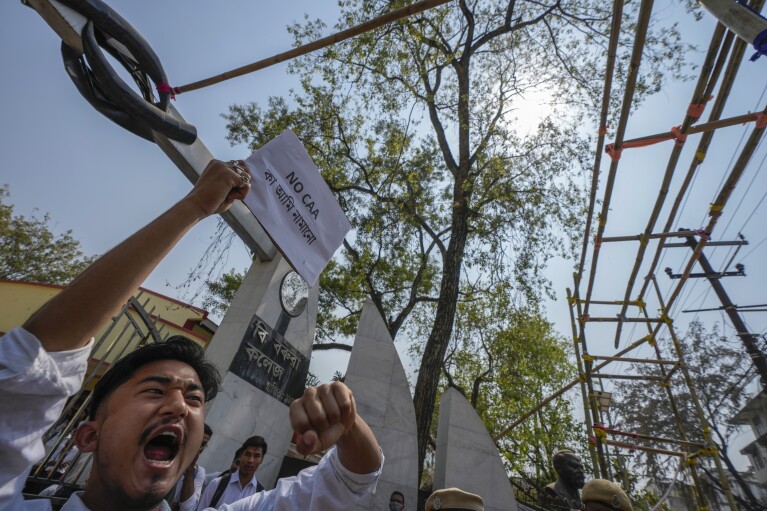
top-left (242, 130), bottom-right (351, 286)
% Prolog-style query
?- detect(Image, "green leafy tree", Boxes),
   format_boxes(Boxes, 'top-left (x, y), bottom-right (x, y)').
top-left (203, 269), bottom-right (244, 317)
top-left (610, 321), bottom-right (763, 511)
top-left (222, 0), bottom-right (689, 472)
top-left (0, 185), bottom-right (95, 285)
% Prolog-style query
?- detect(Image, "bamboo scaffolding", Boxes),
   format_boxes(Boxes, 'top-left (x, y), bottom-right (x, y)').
top-left (567, 288), bottom-right (602, 477)
top-left (610, 16), bottom-right (735, 350)
top-left (174, 0), bottom-right (451, 94)
top-left (580, 0), bottom-right (654, 319)
top-left (651, 277), bottom-right (739, 510)
top-left (635, 9), bottom-right (757, 306)
top-left (636, 305), bottom-right (710, 510)
top-left (573, 285), bottom-right (612, 478)
top-left (566, 12), bottom-right (758, 507)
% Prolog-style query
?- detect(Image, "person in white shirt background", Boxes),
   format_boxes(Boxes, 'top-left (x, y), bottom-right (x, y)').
top-left (0, 160), bottom-right (383, 511)
top-left (197, 436), bottom-right (267, 509)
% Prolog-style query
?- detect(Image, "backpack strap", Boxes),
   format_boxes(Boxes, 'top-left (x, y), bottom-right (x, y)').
top-left (210, 472), bottom-right (232, 508)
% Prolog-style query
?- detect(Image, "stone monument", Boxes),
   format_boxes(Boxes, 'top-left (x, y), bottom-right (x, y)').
top-left (198, 256), bottom-right (318, 489)
top-left (435, 388), bottom-right (518, 511)
top-left (344, 301), bottom-right (419, 511)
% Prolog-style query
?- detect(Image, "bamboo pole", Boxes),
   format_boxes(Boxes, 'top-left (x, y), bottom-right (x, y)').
top-left (567, 288), bottom-right (601, 477)
top-left (575, 299), bottom-right (642, 306)
top-left (601, 428), bottom-right (705, 448)
top-left (596, 438), bottom-right (687, 457)
top-left (581, 0), bottom-right (655, 320)
top-left (601, 229), bottom-right (707, 243)
top-left (574, 0), bottom-right (625, 285)
top-left (174, 0), bottom-right (452, 94)
top-left (590, 373), bottom-right (663, 381)
top-left (586, 355), bottom-right (681, 365)
top-left (583, 317), bottom-right (665, 323)
top-left (652, 277), bottom-right (740, 510)
top-left (613, 111), bottom-right (767, 149)
top-left (611, 17), bottom-right (733, 349)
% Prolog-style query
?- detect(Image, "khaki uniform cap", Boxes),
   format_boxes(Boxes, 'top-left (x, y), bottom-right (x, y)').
top-left (582, 479), bottom-right (632, 511)
top-left (425, 488), bottom-right (484, 511)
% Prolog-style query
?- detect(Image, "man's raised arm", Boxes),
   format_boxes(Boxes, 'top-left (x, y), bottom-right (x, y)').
top-left (23, 160), bottom-right (250, 352)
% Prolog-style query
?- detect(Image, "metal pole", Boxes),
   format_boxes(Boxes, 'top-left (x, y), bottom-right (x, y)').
top-left (684, 236), bottom-right (767, 388)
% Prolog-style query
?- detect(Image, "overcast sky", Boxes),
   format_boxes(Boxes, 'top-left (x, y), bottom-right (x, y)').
top-left (2, 0), bottom-right (766, 472)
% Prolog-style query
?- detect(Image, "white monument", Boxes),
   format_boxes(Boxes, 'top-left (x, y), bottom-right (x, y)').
top-left (435, 388), bottom-right (519, 511)
top-left (199, 256), bottom-right (318, 489)
top-left (344, 301), bottom-right (419, 511)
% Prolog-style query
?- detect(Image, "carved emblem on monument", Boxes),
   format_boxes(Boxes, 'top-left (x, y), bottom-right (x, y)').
top-left (280, 271), bottom-right (309, 317)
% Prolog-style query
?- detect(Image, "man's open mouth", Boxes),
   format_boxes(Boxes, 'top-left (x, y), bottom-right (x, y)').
top-left (143, 426), bottom-right (182, 463)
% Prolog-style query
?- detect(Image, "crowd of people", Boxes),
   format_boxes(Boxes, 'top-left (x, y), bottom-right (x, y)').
top-left (0, 159), bottom-right (634, 511)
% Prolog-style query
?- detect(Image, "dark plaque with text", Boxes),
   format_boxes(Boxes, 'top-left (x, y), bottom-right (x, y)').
top-left (228, 314), bottom-right (309, 405)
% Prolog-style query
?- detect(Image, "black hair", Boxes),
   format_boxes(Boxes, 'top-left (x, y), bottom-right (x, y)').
top-left (240, 435), bottom-right (268, 456)
top-left (234, 447), bottom-right (244, 460)
top-left (390, 491), bottom-right (405, 501)
top-left (204, 423), bottom-right (213, 437)
top-left (89, 336), bottom-right (221, 419)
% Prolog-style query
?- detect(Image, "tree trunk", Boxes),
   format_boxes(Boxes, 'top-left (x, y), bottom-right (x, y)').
top-left (412, 202), bottom-right (470, 479)
top-left (413, 56), bottom-right (473, 479)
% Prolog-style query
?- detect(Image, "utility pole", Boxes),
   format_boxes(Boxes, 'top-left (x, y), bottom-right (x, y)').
top-left (678, 235), bottom-right (767, 389)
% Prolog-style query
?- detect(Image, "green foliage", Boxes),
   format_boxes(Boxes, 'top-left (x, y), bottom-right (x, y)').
top-left (203, 269), bottom-right (244, 316)
top-left (0, 186), bottom-right (95, 285)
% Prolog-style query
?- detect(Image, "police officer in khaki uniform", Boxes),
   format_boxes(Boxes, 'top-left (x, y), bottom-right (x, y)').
top-left (581, 479), bottom-right (632, 511)
top-left (425, 488), bottom-right (484, 511)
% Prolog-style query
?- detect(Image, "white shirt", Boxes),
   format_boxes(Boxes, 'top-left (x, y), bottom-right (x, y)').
top-left (0, 328), bottom-right (383, 510)
top-left (195, 469), bottom-right (261, 510)
top-left (170, 465), bottom-right (205, 510)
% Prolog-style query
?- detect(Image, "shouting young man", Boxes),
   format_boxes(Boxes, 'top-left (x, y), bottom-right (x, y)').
top-left (0, 160), bottom-right (383, 511)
